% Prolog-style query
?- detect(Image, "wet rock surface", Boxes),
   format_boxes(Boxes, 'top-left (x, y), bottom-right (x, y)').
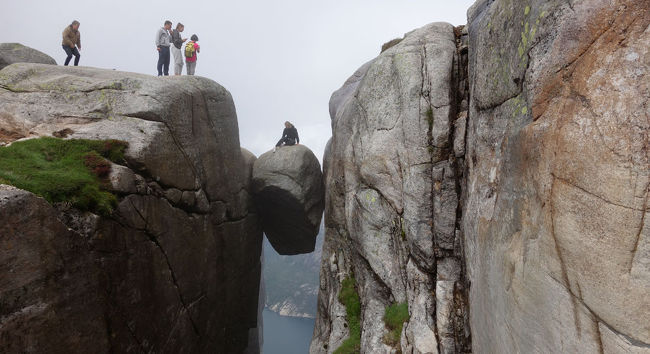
top-left (0, 64), bottom-right (262, 353)
top-left (252, 145), bottom-right (324, 255)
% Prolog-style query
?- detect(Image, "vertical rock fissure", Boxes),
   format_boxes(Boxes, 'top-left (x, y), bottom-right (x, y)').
top-left (127, 198), bottom-right (202, 337)
top-left (146, 232), bottom-right (201, 337)
top-left (448, 25), bottom-right (472, 353)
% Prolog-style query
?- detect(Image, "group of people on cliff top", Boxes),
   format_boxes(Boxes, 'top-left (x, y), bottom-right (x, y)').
top-left (60, 20), bottom-right (200, 76)
top-left (61, 20), bottom-right (297, 150)
top-left (156, 20), bottom-right (200, 76)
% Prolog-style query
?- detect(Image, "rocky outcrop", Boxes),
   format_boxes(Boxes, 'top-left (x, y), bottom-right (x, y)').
top-left (312, 22), bottom-right (471, 354)
top-left (464, 0), bottom-right (649, 352)
top-left (314, 1), bottom-right (648, 353)
top-left (0, 64), bottom-right (262, 353)
top-left (0, 43), bottom-right (56, 71)
top-left (252, 145), bottom-right (324, 255)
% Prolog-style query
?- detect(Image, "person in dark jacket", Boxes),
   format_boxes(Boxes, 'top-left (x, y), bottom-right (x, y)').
top-left (170, 23), bottom-right (187, 75)
top-left (62, 20), bottom-right (81, 66)
top-left (274, 121), bottom-right (299, 152)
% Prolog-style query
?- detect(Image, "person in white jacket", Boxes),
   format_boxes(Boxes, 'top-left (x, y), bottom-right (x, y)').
top-left (170, 23), bottom-right (187, 75)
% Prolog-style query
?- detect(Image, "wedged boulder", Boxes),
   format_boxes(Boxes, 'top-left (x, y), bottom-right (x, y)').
top-left (252, 144), bottom-right (324, 255)
top-left (0, 43), bottom-right (56, 70)
top-left (0, 64), bottom-right (262, 353)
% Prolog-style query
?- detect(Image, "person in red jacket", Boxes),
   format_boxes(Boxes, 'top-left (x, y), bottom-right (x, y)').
top-left (185, 34), bottom-right (200, 75)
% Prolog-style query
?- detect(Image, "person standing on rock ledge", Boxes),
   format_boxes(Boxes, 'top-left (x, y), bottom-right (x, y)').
top-left (61, 20), bottom-right (81, 66)
top-left (155, 20), bottom-right (173, 76)
top-left (274, 121), bottom-right (299, 152)
top-left (171, 23), bottom-right (187, 75)
top-left (184, 34), bottom-right (200, 76)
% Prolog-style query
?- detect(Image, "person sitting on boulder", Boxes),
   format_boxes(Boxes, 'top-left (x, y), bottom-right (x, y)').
top-left (62, 20), bottom-right (81, 66)
top-left (274, 121), bottom-right (299, 152)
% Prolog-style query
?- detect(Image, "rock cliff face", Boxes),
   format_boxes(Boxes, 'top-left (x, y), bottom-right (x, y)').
top-left (0, 43), bottom-right (56, 71)
top-left (313, 0), bottom-right (648, 353)
top-left (0, 64), bottom-right (262, 353)
top-left (464, 0), bottom-right (649, 352)
top-left (312, 23), bottom-right (471, 354)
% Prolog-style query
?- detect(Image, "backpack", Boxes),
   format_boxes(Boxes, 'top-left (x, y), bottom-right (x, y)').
top-left (184, 42), bottom-right (196, 58)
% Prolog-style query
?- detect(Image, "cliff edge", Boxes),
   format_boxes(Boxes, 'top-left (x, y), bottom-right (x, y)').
top-left (0, 63), bottom-right (262, 353)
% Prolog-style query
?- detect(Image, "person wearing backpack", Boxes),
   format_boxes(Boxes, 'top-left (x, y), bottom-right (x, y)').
top-left (273, 121), bottom-right (300, 152)
top-left (171, 23), bottom-right (187, 75)
top-left (62, 20), bottom-right (81, 66)
top-left (155, 20), bottom-right (173, 76)
top-left (184, 35), bottom-right (200, 76)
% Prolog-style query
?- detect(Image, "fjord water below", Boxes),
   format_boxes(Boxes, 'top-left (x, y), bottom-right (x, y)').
top-left (262, 308), bottom-right (315, 354)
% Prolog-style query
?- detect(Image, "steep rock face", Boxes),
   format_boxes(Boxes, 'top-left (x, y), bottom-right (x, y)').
top-left (252, 145), bottom-right (324, 255)
top-left (0, 43), bottom-right (56, 71)
top-left (312, 23), bottom-right (471, 354)
top-left (464, 0), bottom-right (649, 353)
top-left (0, 64), bottom-right (262, 353)
top-left (0, 185), bottom-right (107, 352)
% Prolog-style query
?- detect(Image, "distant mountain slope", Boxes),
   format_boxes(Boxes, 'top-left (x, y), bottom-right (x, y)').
top-left (263, 223), bottom-right (324, 318)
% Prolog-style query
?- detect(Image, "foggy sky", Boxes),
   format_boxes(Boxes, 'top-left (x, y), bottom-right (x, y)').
top-left (1, 0), bottom-right (475, 162)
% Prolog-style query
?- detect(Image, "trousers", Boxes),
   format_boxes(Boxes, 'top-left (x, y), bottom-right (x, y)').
top-left (62, 45), bottom-right (80, 66)
top-left (186, 61), bottom-right (196, 75)
top-left (276, 137), bottom-right (296, 147)
top-left (157, 46), bottom-right (170, 76)
top-left (171, 46), bottom-right (183, 75)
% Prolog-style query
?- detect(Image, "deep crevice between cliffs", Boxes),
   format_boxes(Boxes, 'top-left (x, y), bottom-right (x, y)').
top-left (432, 25), bottom-right (472, 353)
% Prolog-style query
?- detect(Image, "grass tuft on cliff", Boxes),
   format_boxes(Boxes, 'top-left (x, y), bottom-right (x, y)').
top-left (383, 302), bottom-right (409, 347)
top-left (334, 275), bottom-right (361, 354)
top-left (0, 137), bottom-right (128, 215)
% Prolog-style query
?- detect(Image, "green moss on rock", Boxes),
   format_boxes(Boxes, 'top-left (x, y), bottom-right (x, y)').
top-left (383, 302), bottom-right (409, 347)
top-left (0, 137), bottom-right (128, 215)
top-left (334, 275), bottom-right (362, 354)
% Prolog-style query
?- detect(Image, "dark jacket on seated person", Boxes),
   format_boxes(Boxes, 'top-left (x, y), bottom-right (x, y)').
top-left (276, 127), bottom-right (299, 147)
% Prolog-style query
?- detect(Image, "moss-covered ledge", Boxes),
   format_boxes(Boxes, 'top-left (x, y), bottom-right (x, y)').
top-left (0, 137), bottom-right (128, 215)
